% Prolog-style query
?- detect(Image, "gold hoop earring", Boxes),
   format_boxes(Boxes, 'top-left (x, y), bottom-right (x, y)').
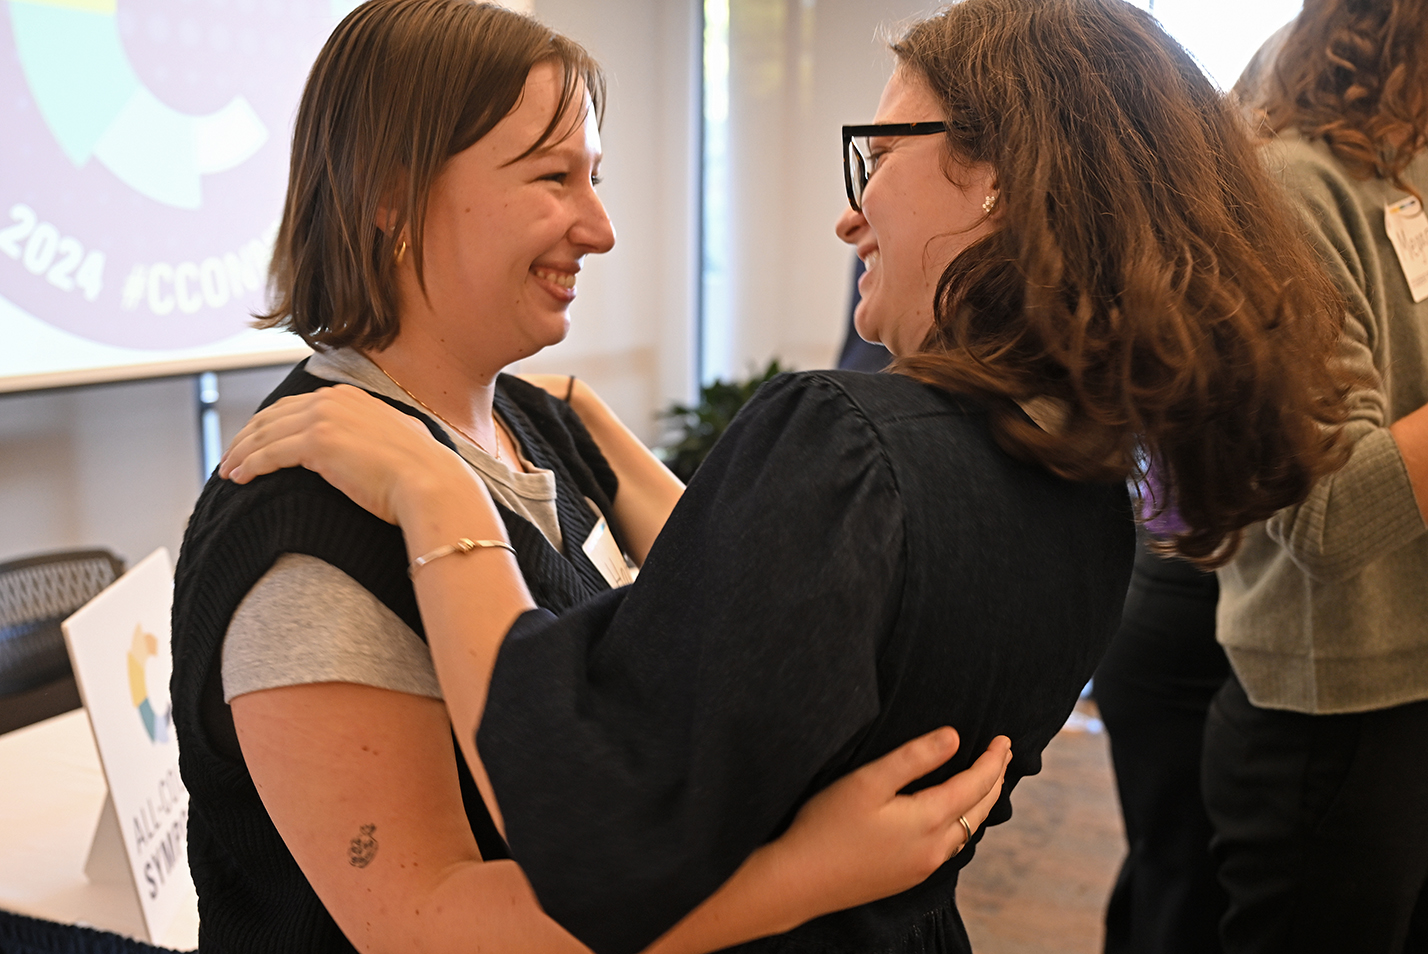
top-left (982, 194), bottom-right (998, 214)
top-left (394, 237), bottom-right (408, 264)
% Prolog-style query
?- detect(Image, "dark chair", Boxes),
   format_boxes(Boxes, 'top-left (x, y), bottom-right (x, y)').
top-left (0, 549), bottom-right (125, 735)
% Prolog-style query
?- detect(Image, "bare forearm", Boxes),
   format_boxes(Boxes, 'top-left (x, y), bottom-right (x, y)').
top-left (567, 381), bottom-right (684, 565)
top-left (1390, 402), bottom-right (1428, 524)
top-left (418, 848), bottom-right (810, 954)
top-left (370, 851), bottom-right (814, 954)
top-left (396, 468), bottom-right (535, 827)
top-left (642, 842), bottom-right (814, 954)
top-left (382, 859), bottom-right (589, 954)
top-left (646, 730), bottom-right (1012, 954)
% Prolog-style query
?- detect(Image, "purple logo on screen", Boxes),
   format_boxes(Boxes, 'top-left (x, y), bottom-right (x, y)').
top-left (0, 0), bottom-right (340, 350)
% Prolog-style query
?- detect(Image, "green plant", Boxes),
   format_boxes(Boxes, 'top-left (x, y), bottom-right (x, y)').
top-left (657, 360), bottom-right (788, 481)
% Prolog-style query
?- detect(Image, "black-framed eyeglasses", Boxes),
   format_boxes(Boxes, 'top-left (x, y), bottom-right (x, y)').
top-left (842, 122), bottom-right (948, 213)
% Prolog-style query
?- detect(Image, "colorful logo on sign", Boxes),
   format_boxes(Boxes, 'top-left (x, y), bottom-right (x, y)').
top-left (126, 623), bottom-right (171, 744)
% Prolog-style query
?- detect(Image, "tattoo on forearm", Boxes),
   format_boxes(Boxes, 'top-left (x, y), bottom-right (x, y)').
top-left (349, 824), bottom-right (378, 868)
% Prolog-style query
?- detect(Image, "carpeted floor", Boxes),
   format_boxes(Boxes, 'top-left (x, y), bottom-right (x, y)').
top-left (958, 703), bottom-right (1125, 954)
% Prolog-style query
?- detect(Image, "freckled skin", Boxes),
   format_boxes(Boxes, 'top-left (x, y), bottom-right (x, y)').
top-left (384, 62), bottom-right (614, 386)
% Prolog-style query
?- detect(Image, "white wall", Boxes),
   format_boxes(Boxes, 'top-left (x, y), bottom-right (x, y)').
top-left (703, 0), bottom-right (935, 381)
top-left (519, 0), bottom-right (701, 441)
top-left (1133, 0), bottom-right (1301, 90)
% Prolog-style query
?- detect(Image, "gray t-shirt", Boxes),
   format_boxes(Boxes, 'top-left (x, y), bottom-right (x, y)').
top-left (221, 350), bottom-right (564, 702)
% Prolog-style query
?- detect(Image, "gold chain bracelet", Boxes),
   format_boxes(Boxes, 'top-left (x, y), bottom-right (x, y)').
top-left (408, 538), bottom-right (516, 577)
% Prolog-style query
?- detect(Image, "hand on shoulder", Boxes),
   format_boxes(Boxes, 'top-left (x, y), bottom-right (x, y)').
top-left (220, 384), bottom-right (478, 527)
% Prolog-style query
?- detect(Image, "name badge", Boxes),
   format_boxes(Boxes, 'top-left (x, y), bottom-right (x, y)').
top-left (582, 514), bottom-right (634, 588)
top-left (1384, 196), bottom-right (1428, 303)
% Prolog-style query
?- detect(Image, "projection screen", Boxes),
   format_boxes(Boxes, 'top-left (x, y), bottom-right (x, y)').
top-left (0, 0), bottom-right (370, 393)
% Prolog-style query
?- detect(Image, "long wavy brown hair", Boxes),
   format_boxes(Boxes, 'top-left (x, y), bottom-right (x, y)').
top-left (256, 0), bottom-right (604, 352)
top-left (888, 0), bottom-right (1353, 566)
top-left (1237, 0), bottom-right (1428, 199)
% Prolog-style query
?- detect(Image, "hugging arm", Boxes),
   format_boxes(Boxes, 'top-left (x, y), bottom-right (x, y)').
top-left (230, 670), bottom-right (1008, 954)
top-left (232, 682), bottom-right (585, 954)
top-left (646, 728), bottom-right (1010, 954)
top-left (222, 381), bottom-right (1009, 953)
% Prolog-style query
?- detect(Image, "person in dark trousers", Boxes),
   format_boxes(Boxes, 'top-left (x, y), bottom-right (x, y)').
top-left (1206, 3), bottom-right (1428, 951)
top-left (1097, 526), bottom-right (1228, 954)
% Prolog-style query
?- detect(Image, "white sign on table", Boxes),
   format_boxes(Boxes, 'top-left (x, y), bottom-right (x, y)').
top-left (61, 547), bottom-right (192, 945)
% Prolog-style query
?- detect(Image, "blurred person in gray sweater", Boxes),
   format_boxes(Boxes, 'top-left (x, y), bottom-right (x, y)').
top-left (1207, 3), bottom-right (1428, 951)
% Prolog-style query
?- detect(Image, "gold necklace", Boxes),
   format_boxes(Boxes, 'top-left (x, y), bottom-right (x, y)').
top-left (369, 359), bottom-right (506, 463)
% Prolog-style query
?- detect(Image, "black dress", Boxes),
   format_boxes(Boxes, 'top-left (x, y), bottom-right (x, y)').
top-left (478, 370), bottom-right (1136, 954)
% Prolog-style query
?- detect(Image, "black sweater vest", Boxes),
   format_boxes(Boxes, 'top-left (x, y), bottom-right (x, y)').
top-left (170, 363), bottom-right (622, 953)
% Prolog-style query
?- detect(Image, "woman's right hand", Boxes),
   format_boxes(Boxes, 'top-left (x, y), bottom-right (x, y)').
top-left (221, 384), bottom-right (536, 826)
top-left (220, 384), bottom-right (475, 527)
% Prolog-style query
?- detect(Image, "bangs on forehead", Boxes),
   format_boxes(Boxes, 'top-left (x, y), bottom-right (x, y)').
top-left (257, 0), bottom-right (606, 354)
top-left (504, 49), bottom-right (606, 164)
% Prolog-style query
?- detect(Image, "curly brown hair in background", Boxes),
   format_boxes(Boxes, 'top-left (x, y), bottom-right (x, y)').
top-left (885, 0), bottom-right (1353, 567)
top-left (1244, 0), bottom-right (1428, 200)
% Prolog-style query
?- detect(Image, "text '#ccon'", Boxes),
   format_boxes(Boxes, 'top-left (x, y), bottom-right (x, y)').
top-left (120, 239), bottom-right (270, 317)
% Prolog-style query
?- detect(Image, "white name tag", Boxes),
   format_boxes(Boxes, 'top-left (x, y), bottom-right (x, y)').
top-left (1385, 196), bottom-right (1428, 303)
top-left (582, 514), bottom-right (634, 588)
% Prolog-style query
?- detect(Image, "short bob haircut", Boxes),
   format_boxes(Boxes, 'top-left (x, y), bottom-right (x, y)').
top-left (257, 0), bottom-right (604, 352)
top-left (888, 0), bottom-right (1353, 565)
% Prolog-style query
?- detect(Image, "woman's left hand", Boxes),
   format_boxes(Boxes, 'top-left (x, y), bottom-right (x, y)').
top-left (773, 729), bottom-right (1011, 913)
top-left (518, 372), bottom-right (685, 565)
top-left (646, 729), bottom-right (1011, 953)
top-left (220, 384), bottom-right (477, 527)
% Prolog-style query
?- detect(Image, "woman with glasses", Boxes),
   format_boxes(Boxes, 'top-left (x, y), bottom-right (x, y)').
top-left (170, 3), bottom-right (1014, 953)
top-left (220, 0), bottom-right (1354, 952)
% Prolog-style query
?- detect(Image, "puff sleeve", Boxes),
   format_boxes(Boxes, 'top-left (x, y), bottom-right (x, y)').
top-left (477, 373), bottom-right (906, 954)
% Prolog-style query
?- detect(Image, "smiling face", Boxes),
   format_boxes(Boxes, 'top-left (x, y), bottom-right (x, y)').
top-left (835, 68), bottom-right (997, 356)
top-left (393, 61), bottom-right (614, 374)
